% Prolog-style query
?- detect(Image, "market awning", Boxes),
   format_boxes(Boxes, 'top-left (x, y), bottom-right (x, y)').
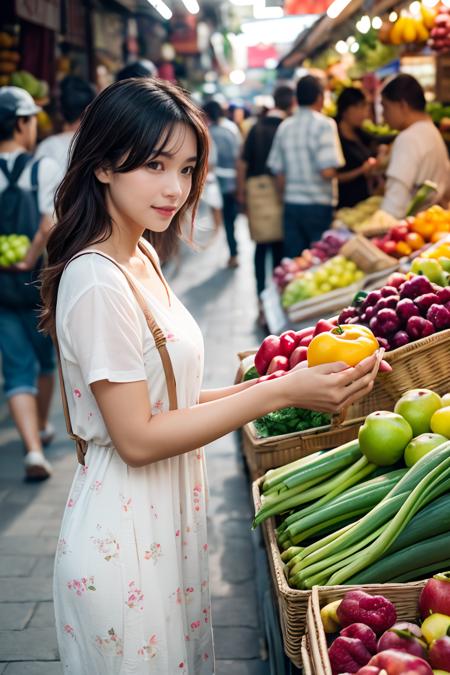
top-left (278, 0), bottom-right (408, 69)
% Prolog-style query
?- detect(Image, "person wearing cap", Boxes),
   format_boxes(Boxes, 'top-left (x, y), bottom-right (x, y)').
top-left (0, 86), bottom-right (62, 481)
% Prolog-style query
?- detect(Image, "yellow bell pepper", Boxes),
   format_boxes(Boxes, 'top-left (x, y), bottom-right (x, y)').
top-left (307, 324), bottom-right (379, 368)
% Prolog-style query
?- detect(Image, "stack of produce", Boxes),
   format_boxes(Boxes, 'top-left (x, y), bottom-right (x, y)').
top-left (335, 197), bottom-right (383, 232)
top-left (247, 319), bottom-right (380, 437)
top-left (281, 256), bottom-right (364, 308)
top-left (373, 206), bottom-right (450, 258)
top-left (0, 234), bottom-right (30, 267)
top-left (381, 3), bottom-right (436, 45)
top-left (322, 580), bottom-right (450, 674)
top-left (253, 388), bottom-right (450, 589)
top-left (430, 3), bottom-right (450, 53)
top-left (273, 229), bottom-right (351, 291)
top-left (361, 120), bottom-right (398, 139)
top-left (337, 271), bottom-right (450, 351)
top-left (0, 31), bottom-right (20, 86)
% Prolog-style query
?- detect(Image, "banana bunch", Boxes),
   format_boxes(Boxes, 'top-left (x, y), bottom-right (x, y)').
top-left (384, 4), bottom-right (437, 45)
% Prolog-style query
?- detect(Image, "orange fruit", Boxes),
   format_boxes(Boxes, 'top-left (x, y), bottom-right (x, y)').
top-left (406, 232), bottom-right (425, 250)
top-left (410, 219), bottom-right (435, 240)
top-left (396, 241), bottom-right (412, 257)
top-left (431, 231), bottom-right (449, 243)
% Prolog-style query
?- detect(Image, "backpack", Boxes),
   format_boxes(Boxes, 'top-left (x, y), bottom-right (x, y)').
top-left (0, 153), bottom-right (42, 308)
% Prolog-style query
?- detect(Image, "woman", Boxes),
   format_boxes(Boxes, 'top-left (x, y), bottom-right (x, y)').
top-left (40, 78), bottom-right (383, 674)
top-left (336, 87), bottom-right (377, 208)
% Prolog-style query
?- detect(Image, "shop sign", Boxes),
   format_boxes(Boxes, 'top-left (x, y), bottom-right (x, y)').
top-left (15, 0), bottom-right (60, 31)
top-left (170, 14), bottom-right (198, 55)
top-left (284, 0), bottom-right (331, 15)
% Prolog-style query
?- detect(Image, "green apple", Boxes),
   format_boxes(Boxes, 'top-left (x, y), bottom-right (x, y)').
top-left (404, 432), bottom-right (448, 467)
top-left (359, 411), bottom-right (413, 466)
top-left (411, 257), bottom-right (446, 286)
top-left (439, 257), bottom-right (450, 273)
top-left (394, 388), bottom-right (443, 436)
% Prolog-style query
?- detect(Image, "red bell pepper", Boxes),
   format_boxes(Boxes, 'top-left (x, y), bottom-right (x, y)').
top-left (257, 369), bottom-right (287, 383)
top-left (289, 346), bottom-right (308, 369)
top-left (266, 355), bottom-right (289, 375)
top-left (254, 335), bottom-right (281, 375)
top-left (313, 319), bottom-right (336, 337)
top-left (279, 333), bottom-right (297, 358)
top-left (299, 334), bottom-right (314, 348)
top-left (294, 326), bottom-right (314, 342)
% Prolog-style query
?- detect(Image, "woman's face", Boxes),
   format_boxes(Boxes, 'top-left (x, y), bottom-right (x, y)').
top-left (101, 123), bottom-right (198, 234)
top-left (343, 100), bottom-right (369, 128)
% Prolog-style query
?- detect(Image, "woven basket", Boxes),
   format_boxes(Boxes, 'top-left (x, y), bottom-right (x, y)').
top-left (345, 328), bottom-right (450, 420)
top-left (252, 476), bottom-right (312, 668)
top-left (301, 635), bottom-right (314, 675)
top-left (306, 583), bottom-right (425, 675)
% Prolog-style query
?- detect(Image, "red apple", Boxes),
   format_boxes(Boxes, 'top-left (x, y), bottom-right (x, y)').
top-left (396, 298), bottom-right (420, 325)
top-left (429, 635), bottom-right (450, 670)
top-left (415, 293), bottom-right (440, 315)
top-left (368, 649), bottom-right (432, 674)
top-left (406, 316), bottom-right (435, 340)
top-left (419, 572), bottom-right (450, 619)
top-left (377, 623), bottom-right (427, 660)
top-left (388, 273), bottom-right (408, 289)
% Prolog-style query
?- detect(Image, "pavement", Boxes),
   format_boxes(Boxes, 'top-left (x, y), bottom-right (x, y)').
top-left (0, 214), bottom-right (274, 674)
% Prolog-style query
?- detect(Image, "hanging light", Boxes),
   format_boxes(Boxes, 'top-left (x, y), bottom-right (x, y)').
top-left (389, 11), bottom-right (398, 21)
top-left (350, 41), bottom-right (360, 53)
top-left (327, 0), bottom-right (353, 20)
top-left (356, 15), bottom-right (371, 33)
top-left (409, 1), bottom-right (421, 14)
top-left (335, 39), bottom-right (349, 53)
top-left (146, 0), bottom-right (172, 20)
top-left (181, 0), bottom-right (200, 14)
top-left (372, 16), bottom-right (382, 29)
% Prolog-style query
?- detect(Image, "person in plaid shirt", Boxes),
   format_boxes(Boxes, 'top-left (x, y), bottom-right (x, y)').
top-left (267, 75), bottom-right (344, 258)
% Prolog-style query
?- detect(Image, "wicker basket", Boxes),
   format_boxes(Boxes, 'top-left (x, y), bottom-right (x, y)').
top-left (306, 582), bottom-right (425, 675)
top-left (242, 416), bottom-right (362, 480)
top-left (301, 635), bottom-right (314, 675)
top-left (345, 328), bottom-right (450, 420)
top-left (252, 476), bottom-right (313, 668)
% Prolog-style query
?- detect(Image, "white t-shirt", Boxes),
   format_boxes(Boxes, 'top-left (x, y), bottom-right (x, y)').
top-left (35, 131), bottom-right (74, 173)
top-left (382, 120), bottom-right (450, 218)
top-left (0, 149), bottom-right (62, 215)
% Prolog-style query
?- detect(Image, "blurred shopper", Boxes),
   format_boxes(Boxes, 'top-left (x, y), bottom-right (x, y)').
top-left (381, 74), bottom-right (450, 218)
top-left (268, 75), bottom-right (344, 258)
top-left (36, 76), bottom-right (95, 172)
top-left (203, 100), bottom-right (241, 267)
top-left (336, 87), bottom-right (378, 208)
top-left (201, 134), bottom-right (223, 235)
top-left (115, 59), bottom-right (157, 81)
top-left (0, 87), bottom-right (62, 480)
top-left (237, 85), bottom-right (294, 311)
top-left (40, 77), bottom-right (385, 674)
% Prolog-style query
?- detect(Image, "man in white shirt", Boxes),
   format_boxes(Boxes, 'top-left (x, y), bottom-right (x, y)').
top-left (381, 74), bottom-right (450, 218)
top-left (0, 86), bottom-right (62, 481)
top-left (267, 75), bottom-right (344, 258)
top-left (35, 76), bottom-right (95, 172)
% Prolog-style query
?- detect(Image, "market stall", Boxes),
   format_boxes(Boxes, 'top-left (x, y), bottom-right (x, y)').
top-left (235, 200), bottom-right (450, 670)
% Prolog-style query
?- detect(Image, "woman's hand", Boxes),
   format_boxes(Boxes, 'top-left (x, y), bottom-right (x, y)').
top-left (278, 350), bottom-right (385, 413)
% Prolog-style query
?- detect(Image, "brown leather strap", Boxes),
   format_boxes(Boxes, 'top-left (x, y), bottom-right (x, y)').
top-left (53, 247), bottom-right (178, 465)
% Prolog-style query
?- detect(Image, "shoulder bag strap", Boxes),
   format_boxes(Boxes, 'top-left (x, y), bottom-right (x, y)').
top-left (53, 249), bottom-right (178, 465)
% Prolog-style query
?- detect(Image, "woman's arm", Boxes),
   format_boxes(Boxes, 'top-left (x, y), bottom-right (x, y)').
top-left (337, 159), bottom-right (375, 184)
top-left (200, 379), bottom-right (257, 403)
top-left (91, 353), bottom-right (381, 468)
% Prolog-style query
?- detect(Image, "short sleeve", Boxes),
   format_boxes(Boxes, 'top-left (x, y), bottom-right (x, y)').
top-left (65, 284), bottom-right (147, 385)
top-left (267, 126), bottom-right (285, 175)
top-left (36, 157), bottom-right (63, 215)
top-left (386, 133), bottom-right (416, 191)
top-left (315, 118), bottom-right (345, 171)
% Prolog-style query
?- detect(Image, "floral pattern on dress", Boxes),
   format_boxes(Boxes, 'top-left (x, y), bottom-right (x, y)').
top-left (125, 581), bottom-right (144, 611)
top-left (143, 542), bottom-right (162, 563)
top-left (64, 624), bottom-right (75, 639)
top-left (90, 480), bottom-right (102, 494)
top-left (67, 576), bottom-right (96, 596)
top-left (56, 538), bottom-right (70, 563)
top-left (90, 525), bottom-right (120, 562)
top-left (151, 399), bottom-right (165, 415)
top-left (120, 495), bottom-right (132, 512)
top-left (137, 634), bottom-right (157, 659)
top-left (95, 628), bottom-right (123, 657)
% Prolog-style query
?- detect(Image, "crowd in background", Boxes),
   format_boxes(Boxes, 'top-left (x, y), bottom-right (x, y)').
top-left (0, 62), bottom-right (450, 481)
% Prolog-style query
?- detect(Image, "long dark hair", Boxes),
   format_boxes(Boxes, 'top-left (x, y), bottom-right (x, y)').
top-left (40, 77), bottom-right (209, 336)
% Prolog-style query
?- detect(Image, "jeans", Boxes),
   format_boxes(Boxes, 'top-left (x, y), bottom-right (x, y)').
top-left (0, 306), bottom-right (55, 398)
top-left (254, 241), bottom-right (284, 296)
top-left (283, 203), bottom-right (333, 258)
top-left (222, 192), bottom-right (238, 258)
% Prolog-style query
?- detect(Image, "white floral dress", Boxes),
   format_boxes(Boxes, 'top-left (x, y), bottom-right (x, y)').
top-left (53, 244), bottom-right (214, 674)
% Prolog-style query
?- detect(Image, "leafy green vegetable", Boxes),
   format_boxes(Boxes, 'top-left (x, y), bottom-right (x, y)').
top-left (254, 407), bottom-right (331, 438)
top-left (243, 365), bottom-right (259, 382)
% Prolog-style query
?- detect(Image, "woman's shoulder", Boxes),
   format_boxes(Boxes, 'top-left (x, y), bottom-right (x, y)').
top-left (59, 251), bottom-right (130, 302)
